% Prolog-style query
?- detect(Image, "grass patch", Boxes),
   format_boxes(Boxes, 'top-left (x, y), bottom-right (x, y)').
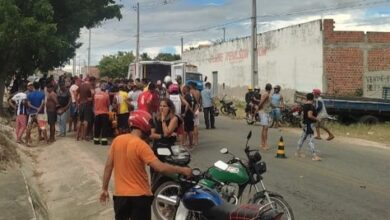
top-left (326, 121), bottom-right (390, 145)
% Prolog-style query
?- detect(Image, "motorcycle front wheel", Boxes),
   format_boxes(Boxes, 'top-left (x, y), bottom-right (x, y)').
top-left (251, 192), bottom-right (295, 220)
top-left (220, 106), bottom-right (228, 115)
top-left (153, 181), bottom-right (180, 220)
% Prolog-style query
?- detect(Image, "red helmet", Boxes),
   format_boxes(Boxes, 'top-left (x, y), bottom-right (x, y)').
top-left (312, 89), bottom-right (321, 95)
top-left (168, 82), bottom-right (179, 94)
top-left (128, 110), bottom-right (152, 134)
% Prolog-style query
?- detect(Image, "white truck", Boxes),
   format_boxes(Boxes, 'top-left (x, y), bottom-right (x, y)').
top-left (128, 61), bottom-right (204, 90)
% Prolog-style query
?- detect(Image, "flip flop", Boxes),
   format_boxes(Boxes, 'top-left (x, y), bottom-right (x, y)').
top-left (326, 136), bottom-right (335, 141)
top-left (315, 136), bottom-right (322, 140)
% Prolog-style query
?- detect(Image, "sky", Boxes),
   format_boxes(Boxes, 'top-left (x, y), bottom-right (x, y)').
top-left (66, 0), bottom-right (390, 71)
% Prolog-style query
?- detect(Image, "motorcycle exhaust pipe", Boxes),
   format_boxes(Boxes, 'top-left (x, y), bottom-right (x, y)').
top-left (156, 194), bottom-right (178, 206)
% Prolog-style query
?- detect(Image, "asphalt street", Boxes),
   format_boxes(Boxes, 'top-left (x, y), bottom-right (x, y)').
top-left (84, 114), bottom-right (390, 220)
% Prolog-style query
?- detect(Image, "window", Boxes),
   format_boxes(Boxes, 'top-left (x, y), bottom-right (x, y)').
top-left (383, 87), bottom-right (390, 100)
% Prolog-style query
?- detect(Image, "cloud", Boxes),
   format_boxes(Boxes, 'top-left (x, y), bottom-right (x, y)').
top-left (69, 0), bottom-right (390, 70)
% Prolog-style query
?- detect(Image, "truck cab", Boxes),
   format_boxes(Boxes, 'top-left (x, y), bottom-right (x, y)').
top-left (171, 63), bottom-right (204, 91)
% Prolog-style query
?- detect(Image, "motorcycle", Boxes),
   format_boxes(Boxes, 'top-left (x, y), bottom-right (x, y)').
top-left (246, 103), bottom-right (259, 125)
top-left (280, 105), bottom-right (302, 128)
top-left (220, 95), bottom-right (237, 117)
top-left (159, 168), bottom-right (284, 220)
top-left (152, 144), bottom-right (191, 220)
top-left (154, 131), bottom-right (294, 220)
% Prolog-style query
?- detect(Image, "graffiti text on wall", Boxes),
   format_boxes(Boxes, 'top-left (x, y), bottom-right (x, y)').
top-left (209, 47), bottom-right (267, 63)
top-left (365, 74), bottom-right (390, 92)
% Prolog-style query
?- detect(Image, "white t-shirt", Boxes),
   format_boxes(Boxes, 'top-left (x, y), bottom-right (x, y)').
top-left (69, 84), bottom-right (78, 103)
top-left (169, 94), bottom-right (182, 115)
top-left (12, 92), bottom-right (27, 115)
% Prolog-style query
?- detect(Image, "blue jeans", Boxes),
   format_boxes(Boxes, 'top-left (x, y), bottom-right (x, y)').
top-left (271, 108), bottom-right (281, 121)
top-left (297, 123), bottom-right (317, 155)
top-left (57, 109), bottom-right (69, 136)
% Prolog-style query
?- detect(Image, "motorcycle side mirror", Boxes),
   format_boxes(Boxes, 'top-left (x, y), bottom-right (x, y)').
top-left (157, 148), bottom-right (171, 156)
top-left (220, 148), bottom-right (228, 154)
top-left (192, 168), bottom-right (202, 176)
top-left (247, 131), bottom-right (252, 140)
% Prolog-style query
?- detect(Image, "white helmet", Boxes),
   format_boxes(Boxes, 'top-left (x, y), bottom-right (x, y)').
top-left (164, 76), bottom-right (172, 84)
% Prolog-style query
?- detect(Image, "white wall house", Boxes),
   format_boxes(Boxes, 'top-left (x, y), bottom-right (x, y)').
top-left (182, 20), bottom-right (323, 101)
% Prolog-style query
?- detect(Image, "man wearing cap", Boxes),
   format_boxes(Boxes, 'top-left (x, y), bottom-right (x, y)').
top-left (313, 89), bottom-right (334, 141)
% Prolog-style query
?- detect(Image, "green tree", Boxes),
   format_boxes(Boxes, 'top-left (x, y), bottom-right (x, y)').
top-left (98, 51), bottom-right (135, 78)
top-left (154, 53), bottom-right (181, 61)
top-left (140, 52), bottom-right (152, 61)
top-left (0, 0), bottom-right (121, 112)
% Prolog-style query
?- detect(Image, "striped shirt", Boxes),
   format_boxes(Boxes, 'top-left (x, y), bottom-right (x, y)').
top-left (11, 92), bottom-right (28, 115)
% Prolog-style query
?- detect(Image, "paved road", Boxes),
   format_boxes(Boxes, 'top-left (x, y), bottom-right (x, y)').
top-left (81, 115), bottom-right (390, 220)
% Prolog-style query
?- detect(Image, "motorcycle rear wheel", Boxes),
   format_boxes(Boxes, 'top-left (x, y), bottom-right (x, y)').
top-left (251, 193), bottom-right (295, 220)
top-left (246, 113), bottom-right (255, 125)
top-left (153, 181), bottom-right (180, 220)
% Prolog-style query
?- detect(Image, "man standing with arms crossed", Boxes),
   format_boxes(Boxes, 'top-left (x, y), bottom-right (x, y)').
top-left (100, 110), bottom-right (192, 220)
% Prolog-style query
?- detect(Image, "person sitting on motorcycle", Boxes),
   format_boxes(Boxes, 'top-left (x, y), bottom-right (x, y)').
top-left (251, 86), bottom-right (261, 112)
top-left (245, 85), bottom-right (254, 113)
top-left (100, 110), bottom-right (192, 220)
top-left (270, 85), bottom-right (284, 128)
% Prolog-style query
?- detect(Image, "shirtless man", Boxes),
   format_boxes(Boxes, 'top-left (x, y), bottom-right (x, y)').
top-left (76, 77), bottom-right (96, 141)
top-left (189, 82), bottom-right (201, 146)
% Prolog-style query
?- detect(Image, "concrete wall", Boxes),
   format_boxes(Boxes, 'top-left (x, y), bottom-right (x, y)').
top-left (182, 20), bottom-right (323, 102)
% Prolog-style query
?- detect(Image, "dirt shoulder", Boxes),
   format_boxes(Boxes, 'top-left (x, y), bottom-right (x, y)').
top-left (25, 136), bottom-right (114, 220)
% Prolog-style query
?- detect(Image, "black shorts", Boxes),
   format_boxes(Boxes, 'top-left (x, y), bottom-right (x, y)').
top-left (79, 102), bottom-right (93, 123)
top-left (184, 113), bottom-right (194, 132)
top-left (117, 113), bottom-right (129, 129)
top-left (47, 112), bottom-right (57, 125)
top-left (113, 195), bottom-right (153, 220)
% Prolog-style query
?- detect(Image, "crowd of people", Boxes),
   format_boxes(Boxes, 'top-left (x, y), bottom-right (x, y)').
top-left (8, 74), bottom-right (217, 150)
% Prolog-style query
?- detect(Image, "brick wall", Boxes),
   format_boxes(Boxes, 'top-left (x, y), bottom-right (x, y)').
top-left (323, 19), bottom-right (390, 97)
top-left (325, 48), bottom-right (363, 95)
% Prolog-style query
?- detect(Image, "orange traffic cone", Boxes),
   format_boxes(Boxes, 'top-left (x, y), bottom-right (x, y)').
top-left (276, 136), bottom-right (287, 159)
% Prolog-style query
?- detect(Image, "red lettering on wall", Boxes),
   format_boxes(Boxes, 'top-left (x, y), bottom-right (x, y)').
top-left (258, 47), bottom-right (267, 57)
top-left (225, 49), bottom-right (249, 62)
top-left (209, 53), bottom-right (224, 63)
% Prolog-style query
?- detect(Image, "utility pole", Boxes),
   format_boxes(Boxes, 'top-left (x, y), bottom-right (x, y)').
top-left (88, 29), bottom-right (91, 76)
top-left (181, 37), bottom-right (184, 57)
top-left (72, 57), bottom-right (76, 76)
top-left (251, 0), bottom-right (258, 88)
top-left (135, 2), bottom-right (140, 77)
top-left (222, 27), bottom-right (226, 42)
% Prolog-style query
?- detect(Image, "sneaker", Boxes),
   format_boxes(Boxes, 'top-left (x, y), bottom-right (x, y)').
top-left (295, 151), bottom-right (305, 158)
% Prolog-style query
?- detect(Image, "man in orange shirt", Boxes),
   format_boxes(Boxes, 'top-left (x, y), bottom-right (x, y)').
top-left (100, 110), bottom-right (192, 220)
top-left (93, 82), bottom-right (110, 145)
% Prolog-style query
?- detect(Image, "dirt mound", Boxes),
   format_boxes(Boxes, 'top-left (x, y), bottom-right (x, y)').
top-left (0, 117), bottom-right (20, 171)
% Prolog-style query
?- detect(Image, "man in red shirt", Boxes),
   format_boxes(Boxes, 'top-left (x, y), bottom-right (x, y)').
top-left (137, 82), bottom-right (159, 115)
top-left (100, 110), bottom-right (192, 220)
top-left (93, 82), bottom-right (110, 145)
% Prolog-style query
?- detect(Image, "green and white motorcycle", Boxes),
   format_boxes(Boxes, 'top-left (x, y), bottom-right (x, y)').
top-left (153, 131), bottom-right (294, 220)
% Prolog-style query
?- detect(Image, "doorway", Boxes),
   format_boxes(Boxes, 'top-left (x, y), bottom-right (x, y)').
top-left (212, 71), bottom-right (218, 96)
